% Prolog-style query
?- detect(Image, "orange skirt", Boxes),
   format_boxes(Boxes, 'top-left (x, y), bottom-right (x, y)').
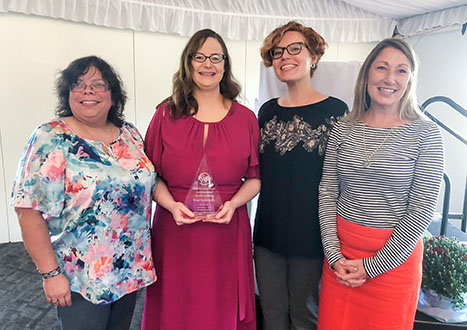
top-left (317, 216), bottom-right (423, 330)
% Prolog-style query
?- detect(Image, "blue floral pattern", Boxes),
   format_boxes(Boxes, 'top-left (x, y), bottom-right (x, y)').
top-left (11, 118), bottom-right (157, 304)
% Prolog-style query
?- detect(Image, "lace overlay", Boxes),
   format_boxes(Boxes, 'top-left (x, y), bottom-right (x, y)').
top-left (259, 115), bottom-right (339, 156)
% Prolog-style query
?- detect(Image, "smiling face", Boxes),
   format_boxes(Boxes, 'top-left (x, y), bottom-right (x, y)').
top-left (68, 66), bottom-right (112, 125)
top-left (272, 31), bottom-right (315, 84)
top-left (191, 37), bottom-right (225, 92)
top-left (367, 47), bottom-right (411, 113)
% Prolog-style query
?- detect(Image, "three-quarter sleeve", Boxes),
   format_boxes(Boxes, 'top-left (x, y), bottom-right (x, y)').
top-left (11, 125), bottom-right (66, 218)
top-left (319, 121), bottom-right (345, 268)
top-left (245, 111), bottom-right (260, 179)
top-left (144, 104), bottom-right (166, 175)
top-left (363, 122), bottom-right (444, 277)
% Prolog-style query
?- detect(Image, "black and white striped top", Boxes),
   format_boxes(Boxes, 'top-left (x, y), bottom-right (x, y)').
top-left (319, 118), bottom-right (444, 278)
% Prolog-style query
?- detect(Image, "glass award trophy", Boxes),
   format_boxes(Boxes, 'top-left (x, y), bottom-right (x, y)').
top-left (184, 154), bottom-right (223, 216)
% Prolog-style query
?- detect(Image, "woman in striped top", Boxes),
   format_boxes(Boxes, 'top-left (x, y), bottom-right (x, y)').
top-left (317, 38), bottom-right (444, 330)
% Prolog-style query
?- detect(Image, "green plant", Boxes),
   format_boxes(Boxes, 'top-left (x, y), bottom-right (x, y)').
top-left (422, 235), bottom-right (467, 309)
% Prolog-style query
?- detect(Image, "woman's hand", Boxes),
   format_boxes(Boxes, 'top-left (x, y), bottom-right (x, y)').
top-left (43, 273), bottom-right (72, 307)
top-left (335, 258), bottom-right (368, 288)
top-left (204, 178), bottom-right (260, 225)
top-left (15, 208), bottom-right (72, 306)
top-left (204, 201), bottom-right (237, 224)
top-left (153, 180), bottom-right (202, 225)
top-left (170, 202), bottom-right (202, 225)
top-left (333, 257), bottom-right (357, 287)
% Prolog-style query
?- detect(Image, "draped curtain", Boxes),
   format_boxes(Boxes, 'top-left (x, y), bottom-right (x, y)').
top-left (0, 0), bottom-right (465, 42)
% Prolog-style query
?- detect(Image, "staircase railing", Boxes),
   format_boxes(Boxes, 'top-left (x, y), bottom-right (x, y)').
top-left (420, 96), bottom-right (466, 236)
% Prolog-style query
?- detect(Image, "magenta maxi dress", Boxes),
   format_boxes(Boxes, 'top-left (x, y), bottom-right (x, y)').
top-left (141, 101), bottom-right (259, 330)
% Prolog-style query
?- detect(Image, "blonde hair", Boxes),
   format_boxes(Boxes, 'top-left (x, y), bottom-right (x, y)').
top-left (260, 21), bottom-right (327, 78)
top-left (345, 38), bottom-right (421, 122)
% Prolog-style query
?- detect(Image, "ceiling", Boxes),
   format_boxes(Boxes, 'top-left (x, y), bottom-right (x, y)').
top-left (342, 0), bottom-right (467, 19)
top-left (1, 0), bottom-right (466, 42)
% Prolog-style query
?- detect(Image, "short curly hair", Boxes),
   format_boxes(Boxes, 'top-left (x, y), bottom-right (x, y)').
top-left (260, 21), bottom-right (327, 78)
top-left (55, 56), bottom-right (127, 127)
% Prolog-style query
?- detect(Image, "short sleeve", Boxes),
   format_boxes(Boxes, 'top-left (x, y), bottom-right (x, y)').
top-left (11, 124), bottom-right (66, 218)
top-left (245, 110), bottom-right (260, 179)
top-left (124, 121), bottom-right (145, 144)
top-left (144, 104), bottom-right (166, 175)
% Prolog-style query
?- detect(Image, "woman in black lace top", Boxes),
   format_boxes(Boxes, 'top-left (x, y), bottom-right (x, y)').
top-left (254, 21), bottom-right (348, 330)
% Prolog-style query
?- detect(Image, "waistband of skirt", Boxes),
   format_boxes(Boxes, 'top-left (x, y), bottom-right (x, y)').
top-left (337, 215), bottom-right (394, 255)
top-left (337, 215), bottom-right (393, 240)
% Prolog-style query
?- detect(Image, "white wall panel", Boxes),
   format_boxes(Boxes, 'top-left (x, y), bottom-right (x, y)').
top-left (245, 40), bottom-right (263, 113)
top-left (0, 132), bottom-right (9, 243)
top-left (133, 31), bottom-right (188, 136)
top-left (408, 27), bottom-right (467, 213)
top-left (0, 13), bottom-right (134, 242)
top-left (2, 11), bottom-right (462, 242)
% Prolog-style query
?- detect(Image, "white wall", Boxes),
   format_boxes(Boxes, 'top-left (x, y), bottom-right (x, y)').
top-left (407, 27), bottom-right (467, 215)
top-left (1, 12), bottom-right (464, 242)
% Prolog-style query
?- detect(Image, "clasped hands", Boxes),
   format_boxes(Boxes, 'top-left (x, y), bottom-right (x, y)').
top-left (333, 257), bottom-right (368, 288)
top-left (170, 201), bottom-right (236, 225)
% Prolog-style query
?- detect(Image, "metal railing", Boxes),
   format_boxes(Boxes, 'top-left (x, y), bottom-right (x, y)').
top-left (420, 96), bottom-right (467, 236)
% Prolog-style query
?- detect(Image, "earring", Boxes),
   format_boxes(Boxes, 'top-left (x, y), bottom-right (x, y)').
top-left (311, 63), bottom-right (316, 69)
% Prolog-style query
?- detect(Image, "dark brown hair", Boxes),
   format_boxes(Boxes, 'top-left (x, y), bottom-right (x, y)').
top-left (161, 29), bottom-right (241, 119)
top-left (55, 56), bottom-right (127, 127)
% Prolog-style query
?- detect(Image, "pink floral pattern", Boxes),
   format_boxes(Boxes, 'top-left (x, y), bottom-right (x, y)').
top-left (11, 118), bottom-right (157, 304)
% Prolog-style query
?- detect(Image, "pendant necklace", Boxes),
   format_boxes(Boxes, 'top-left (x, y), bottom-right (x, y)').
top-left (101, 141), bottom-right (117, 158)
top-left (80, 122), bottom-right (118, 159)
top-left (362, 124), bottom-right (392, 168)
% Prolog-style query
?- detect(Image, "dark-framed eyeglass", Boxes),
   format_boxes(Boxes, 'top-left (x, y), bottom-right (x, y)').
top-left (70, 80), bottom-right (110, 93)
top-left (190, 52), bottom-right (227, 64)
top-left (269, 42), bottom-right (309, 59)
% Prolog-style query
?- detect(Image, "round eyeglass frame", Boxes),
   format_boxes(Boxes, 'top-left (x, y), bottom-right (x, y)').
top-left (190, 52), bottom-right (227, 64)
top-left (269, 42), bottom-right (309, 59)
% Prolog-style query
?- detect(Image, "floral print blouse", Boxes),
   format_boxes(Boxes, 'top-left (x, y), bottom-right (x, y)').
top-left (11, 118), bottom-right (157, 304)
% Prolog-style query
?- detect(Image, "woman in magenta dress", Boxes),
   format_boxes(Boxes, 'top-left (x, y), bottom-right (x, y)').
top-left (141, 29), bottom-right (260, 330)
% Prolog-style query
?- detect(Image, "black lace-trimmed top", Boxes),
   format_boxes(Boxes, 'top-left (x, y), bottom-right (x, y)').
top-left (254, 97), bottom-right (348, 257)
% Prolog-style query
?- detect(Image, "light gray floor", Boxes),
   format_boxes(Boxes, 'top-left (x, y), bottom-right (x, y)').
top-left (0, 242), bottom-right (145, 330)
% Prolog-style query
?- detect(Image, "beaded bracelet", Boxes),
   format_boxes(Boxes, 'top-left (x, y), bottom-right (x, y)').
top-left (39, 266), bottom-right (62, 279)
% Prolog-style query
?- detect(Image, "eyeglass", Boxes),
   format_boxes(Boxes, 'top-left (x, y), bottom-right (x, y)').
top-left (270, 42), bottom-right (309, 59)
top-left (70, 80), bottom-right (109, 93)
top-left (190, 52), bottom-right (227, 64)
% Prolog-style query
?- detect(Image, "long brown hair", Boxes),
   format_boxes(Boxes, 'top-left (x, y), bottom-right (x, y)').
top-left (345, 38), bottom-right (421, 122)
top-left (160, 29), bottom-right (241, 119)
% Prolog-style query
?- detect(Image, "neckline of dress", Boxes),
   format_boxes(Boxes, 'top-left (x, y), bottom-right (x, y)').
top-left (275, 96), bottom-right (329, 109)
top-left (356, 118), bottom-right (420, 130)
top-left (190, 101), bottom-right (235, 124)
top-left (58, 117), bottom-right (123, 145)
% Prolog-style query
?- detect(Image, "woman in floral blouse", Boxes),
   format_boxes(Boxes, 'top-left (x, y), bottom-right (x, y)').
top-left (11, 56), bottom-right (156, 330)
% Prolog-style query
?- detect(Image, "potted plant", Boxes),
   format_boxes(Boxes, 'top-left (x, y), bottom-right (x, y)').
top-left (418, 235), bottom-right (467, 323)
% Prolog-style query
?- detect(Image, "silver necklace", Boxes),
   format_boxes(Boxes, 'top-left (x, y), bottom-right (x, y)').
top-left (362, 125), bottom-right (392, 168)
top-left (101, 142), bottom-right (117, 158)
top-left (80, 122), bottom-right (118, 159)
